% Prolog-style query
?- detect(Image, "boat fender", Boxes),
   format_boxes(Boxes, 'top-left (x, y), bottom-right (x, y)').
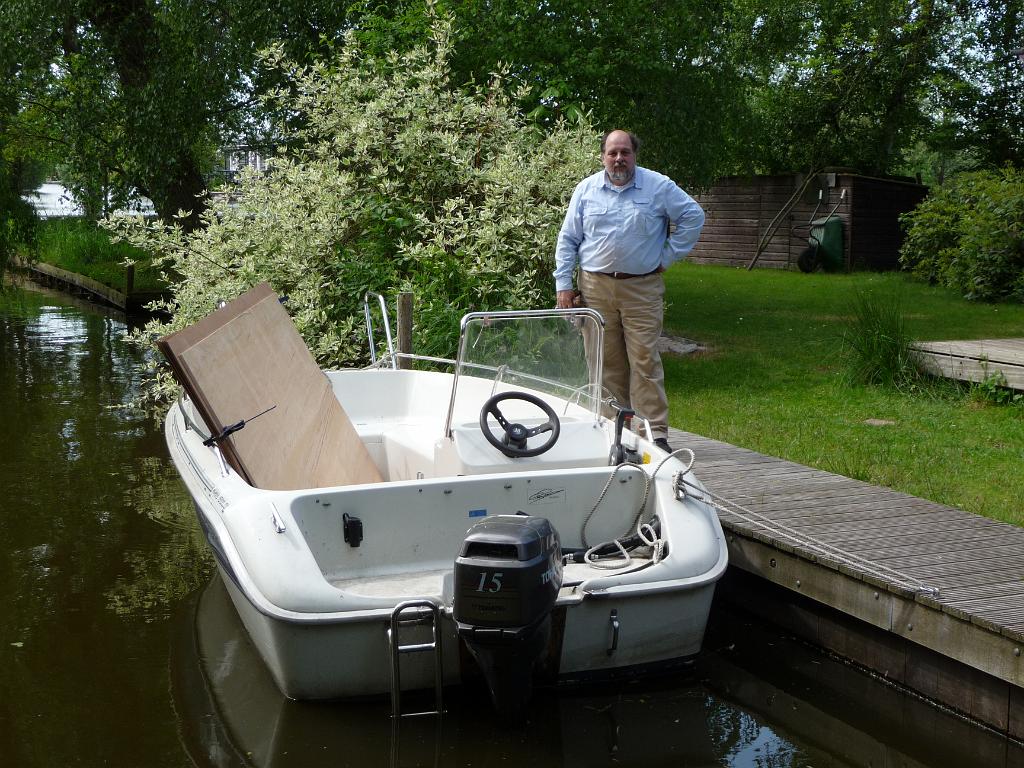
top-left (342, 513), bottom-right (363, 547)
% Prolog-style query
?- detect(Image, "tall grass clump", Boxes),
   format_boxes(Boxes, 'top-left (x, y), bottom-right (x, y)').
top-left (842, 290), bottom-right (922, 388)
top-left (0, 193), bottom-right (37, 287)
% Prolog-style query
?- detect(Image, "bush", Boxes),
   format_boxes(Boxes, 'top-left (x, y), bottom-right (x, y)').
top-left (899, 167), bottom-right (1024, 301)
top-left (111, 19), bottom-right (596, 409)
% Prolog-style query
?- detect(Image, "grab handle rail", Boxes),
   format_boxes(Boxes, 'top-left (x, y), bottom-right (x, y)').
top-left (363, 292), bottom-right (397, 369)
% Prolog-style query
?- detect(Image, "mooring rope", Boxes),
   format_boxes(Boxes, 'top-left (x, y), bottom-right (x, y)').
top-left (579, 448), bottom-right (693, 568)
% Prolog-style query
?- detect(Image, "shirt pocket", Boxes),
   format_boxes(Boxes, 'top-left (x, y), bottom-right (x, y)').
top-left (582, 203), bottom-right (614, 240)
top-left (629, 198), bottom-right (660, 236)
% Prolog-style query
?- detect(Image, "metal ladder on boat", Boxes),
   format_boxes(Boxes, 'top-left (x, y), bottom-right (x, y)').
top-left (387, 600), bottom-right (444, 719)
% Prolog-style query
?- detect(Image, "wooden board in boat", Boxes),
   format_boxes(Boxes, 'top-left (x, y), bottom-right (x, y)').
top-left (157, 282), bottom-right (383, 490)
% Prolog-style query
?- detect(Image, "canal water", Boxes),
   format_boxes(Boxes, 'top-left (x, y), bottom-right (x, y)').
top-left (2, 280), bottom-right (1022, 768)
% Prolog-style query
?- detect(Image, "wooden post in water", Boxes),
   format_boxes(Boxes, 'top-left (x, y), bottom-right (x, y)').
top-left (125, 263), bottom-right (135, 296)
top-left (397, 292), bottom-right (413, 370)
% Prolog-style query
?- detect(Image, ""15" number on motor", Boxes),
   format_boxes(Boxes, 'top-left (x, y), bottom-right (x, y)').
top-left (476, 571), bottom-right (503, 592)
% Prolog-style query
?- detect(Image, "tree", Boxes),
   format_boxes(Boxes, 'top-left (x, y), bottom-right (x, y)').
top-left (0, 0), bottom-right (369, 228)
top-left (735, 0), bottom-right (953, 177)
top-left (444, 0), bottom-right (752, 187)
top-left (935, 0), bottom-right (1024, 169)
top-left (434, 0), bottom-right (991, 183)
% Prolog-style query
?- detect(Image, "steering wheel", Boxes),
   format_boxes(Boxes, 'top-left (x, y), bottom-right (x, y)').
top-left (479, 392), bottom-right (561, 458)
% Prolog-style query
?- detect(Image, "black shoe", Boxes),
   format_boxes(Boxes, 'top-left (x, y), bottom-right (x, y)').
top-left (654, 437), bottom-right (672, 453)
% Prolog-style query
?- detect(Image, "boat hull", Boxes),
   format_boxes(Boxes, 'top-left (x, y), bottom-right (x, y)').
top-left (215, 553), bottom-right (719, 699)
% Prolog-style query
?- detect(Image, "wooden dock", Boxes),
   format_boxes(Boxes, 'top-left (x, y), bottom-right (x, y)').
top-left (912, 338), bottom-right (1024, 390)
top-left (667, 425), bottom-right (1024, 737)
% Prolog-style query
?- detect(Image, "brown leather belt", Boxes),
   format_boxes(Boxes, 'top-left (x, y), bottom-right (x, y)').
top-left (591, 268), bottom-right (660, 280)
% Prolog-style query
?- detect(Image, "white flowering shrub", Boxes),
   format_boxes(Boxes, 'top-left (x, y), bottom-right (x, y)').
top-left (112, 19), bottom-right (597, 410)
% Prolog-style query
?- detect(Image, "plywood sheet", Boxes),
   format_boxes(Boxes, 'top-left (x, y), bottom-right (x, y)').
top-left (158, 282), bottom-right (382, 490)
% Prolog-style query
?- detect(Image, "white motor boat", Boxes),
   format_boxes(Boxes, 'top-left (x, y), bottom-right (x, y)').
top-left (162, 283), bottom-right (727, 714)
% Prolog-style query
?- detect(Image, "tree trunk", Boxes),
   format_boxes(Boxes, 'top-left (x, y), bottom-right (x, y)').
top-left (86, 0), bottom-right (208, 230)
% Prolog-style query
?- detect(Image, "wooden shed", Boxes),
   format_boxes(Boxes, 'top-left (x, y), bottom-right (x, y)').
top-left (688, 172), bottom-right (928, 271)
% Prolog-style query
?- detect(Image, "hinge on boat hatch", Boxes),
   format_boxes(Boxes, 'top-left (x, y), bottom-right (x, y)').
top-left (387, 601), bottom-right (444, 718)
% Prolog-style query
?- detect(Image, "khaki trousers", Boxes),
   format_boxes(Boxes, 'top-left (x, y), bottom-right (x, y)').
top-left (579, 270), bottom-right (668, 438)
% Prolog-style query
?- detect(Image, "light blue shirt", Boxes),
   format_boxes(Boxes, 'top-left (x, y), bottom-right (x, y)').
top-left (553, 166), bottom-right (705, 292)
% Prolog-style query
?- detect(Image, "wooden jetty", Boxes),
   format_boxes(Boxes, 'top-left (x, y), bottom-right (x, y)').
top-left (912, 338), bottom-right (1024, 391)
top-left (668, 425), bottom-right (1024, 738)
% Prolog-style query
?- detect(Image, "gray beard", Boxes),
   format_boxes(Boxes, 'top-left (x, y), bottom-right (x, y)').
top-left (608, 169), bottom-right (632, 185)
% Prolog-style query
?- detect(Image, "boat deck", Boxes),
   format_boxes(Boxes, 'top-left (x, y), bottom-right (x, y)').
top-left (911, 338), bottom-right (1024, 390)
top-left (668, 425), bottom-right (1024, 735)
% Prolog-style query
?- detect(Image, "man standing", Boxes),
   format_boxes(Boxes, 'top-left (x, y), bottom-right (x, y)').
top-left (554, 130), bottom-right (704, 452)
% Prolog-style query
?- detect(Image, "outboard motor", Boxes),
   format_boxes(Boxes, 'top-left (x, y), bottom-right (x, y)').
top-left (453, 515), bottom-right (562, 715)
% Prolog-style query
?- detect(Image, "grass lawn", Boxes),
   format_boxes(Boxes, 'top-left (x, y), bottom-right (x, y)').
top-left (663, 263), bottom-right (1024, 525)
top-left (30, 218), bottom-right (167, 294)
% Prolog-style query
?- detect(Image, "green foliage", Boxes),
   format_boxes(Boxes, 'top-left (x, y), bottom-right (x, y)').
top-left (111, 21), bottom-right (596, 409)
top-left (841, 290), bottom-right (923, 389)
top-left (900, 167), bottom-right (1024, 301)
top-left (968, 370), bottom-right (1023, 407)
top-left (446, 0), bottom-right (749, 186)
top-left (738, 0), bottom-right (951, 176)
top-left (935, 1), bottom-right (1024, 169)
top-left (0, 0), bottom-right (376, 227)
top-left (4, 0), bottom-right (1021, 220)
top-left (0, 180), bottom-right (37, 286)
top-left (895, 134), bottom-right (982, 187)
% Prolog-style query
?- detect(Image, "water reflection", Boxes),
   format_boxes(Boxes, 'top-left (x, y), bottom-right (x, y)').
top-left (0, 284), bottom-right (210, 767)
top-left (174, 576), bottom-right (731, 768)
top-left (21, 182), bottom-right (154, 218)
top-left (174, 573), bottom-right (1024, 768)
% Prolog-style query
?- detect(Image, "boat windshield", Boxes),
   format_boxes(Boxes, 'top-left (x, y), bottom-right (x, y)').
top-left (444, 309), bottom-right (605, 436)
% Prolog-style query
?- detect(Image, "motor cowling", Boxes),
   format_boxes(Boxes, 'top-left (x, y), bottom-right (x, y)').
top-left (453, 515), bottom-right (562, 715)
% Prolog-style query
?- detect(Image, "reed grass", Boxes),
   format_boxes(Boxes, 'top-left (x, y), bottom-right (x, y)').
top-left (841, 290), bottom-right (922, 389)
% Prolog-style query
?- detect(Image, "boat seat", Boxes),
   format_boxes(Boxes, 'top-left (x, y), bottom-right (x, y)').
top-left (382, 427), bottom-right (441, 481)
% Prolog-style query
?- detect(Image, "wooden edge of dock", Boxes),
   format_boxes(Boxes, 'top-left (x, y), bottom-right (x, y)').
top-left (911, 339), bottom-right (1024, 390)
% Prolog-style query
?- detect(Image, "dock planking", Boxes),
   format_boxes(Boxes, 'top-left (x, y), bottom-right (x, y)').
top-left (668, 425), bottom-right (1024, 735)
top-left (911, 338), bottom-right (1024, 390)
